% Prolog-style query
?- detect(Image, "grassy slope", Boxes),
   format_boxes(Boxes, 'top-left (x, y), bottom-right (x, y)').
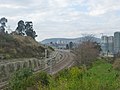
top-left (47, 60), bottom-right (120, 90)
top-left (0, 34), bottom-right (46, 59)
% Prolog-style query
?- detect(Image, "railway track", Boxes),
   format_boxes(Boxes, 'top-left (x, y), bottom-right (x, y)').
top-left (51, 50), bottom-right (75, 74)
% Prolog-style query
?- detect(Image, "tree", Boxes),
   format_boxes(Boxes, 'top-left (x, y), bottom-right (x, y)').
top-left (0, 17), bottom-right (7, 27)
top-left (15, 20), bottom-right (25, 35)
top-left (0, 17), bottom-right (8, 34)
top-left (25, 21), bottom-right (37, 39)
top-left (74, 34), bottom-right (101, 66)
top-left (15, 21), bottom-right (37, 39)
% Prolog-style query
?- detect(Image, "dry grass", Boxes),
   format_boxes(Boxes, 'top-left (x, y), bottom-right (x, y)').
top-left (0, 35), bottom-right (46, 59)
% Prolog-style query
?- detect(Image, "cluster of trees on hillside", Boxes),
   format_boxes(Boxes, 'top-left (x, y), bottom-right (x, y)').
top-left (15, 20), bottom-right (37, 39)
top-left (0, 17), bottom-right (37, 39)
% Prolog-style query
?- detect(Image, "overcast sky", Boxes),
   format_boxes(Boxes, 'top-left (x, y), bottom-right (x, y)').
top-left (0, 0), bottom-right (120, 41)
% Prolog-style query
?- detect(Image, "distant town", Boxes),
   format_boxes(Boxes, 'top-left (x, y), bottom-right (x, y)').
top-left (41, 32), bottom-right (120, 57)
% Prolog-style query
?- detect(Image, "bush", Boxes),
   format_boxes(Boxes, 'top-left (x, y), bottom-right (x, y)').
top-left (113, 58), bottom-right (120, 70)
top-left (9, 68), bottom-right (51, 90)
top-left (9, 68), bottom-right (33, 90)
top-left (27, 71), bottom-right (51, 86)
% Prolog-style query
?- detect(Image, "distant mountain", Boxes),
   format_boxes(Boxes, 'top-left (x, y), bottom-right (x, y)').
top-left (41, 37), bottom-right (101, 44)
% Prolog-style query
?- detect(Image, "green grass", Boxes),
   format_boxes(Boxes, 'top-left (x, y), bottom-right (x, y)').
top-left (82, 60), bottom-right (120, 90)
top-left (46, 60), bottom-right (120, 90)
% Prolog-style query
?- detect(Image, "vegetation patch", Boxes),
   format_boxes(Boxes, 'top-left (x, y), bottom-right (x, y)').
top-left (9, 59), bottom-right (120, 90)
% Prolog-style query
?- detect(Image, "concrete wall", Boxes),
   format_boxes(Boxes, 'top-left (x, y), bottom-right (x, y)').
top-left (0, 58), bottom-right (44, 83)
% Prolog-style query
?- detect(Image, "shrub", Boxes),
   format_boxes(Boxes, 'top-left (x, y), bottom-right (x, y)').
top-left (29, 71), bottom-right (51, 86)
top-left (9, 68), bottom-right (33, 90)
top-left (113, 58), bottom-right (120, 70)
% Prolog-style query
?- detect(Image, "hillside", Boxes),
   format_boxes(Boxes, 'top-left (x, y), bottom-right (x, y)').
top-left (0, 34), bottom-right (49, 59)
top-left (41, 37), bottom-right (101, 44)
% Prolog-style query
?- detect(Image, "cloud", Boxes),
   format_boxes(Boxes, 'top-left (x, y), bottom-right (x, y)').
top-left (0, 0), bottom-right (120, 41)
top-left (0, 4), bottom-right (26, 9)
top-left (87, 0), bottom-right (120, 16)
